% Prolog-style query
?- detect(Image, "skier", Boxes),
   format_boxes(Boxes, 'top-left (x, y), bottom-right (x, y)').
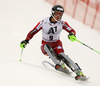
top-left (20, 5), bottom-right (85, 80)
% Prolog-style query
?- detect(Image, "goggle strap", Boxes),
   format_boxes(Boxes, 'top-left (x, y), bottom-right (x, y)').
top-left (51, 14), bottom-right (60, 22)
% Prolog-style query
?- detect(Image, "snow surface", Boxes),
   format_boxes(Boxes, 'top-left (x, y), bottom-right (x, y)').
top-left (0, 0), bottom-right (100, 86)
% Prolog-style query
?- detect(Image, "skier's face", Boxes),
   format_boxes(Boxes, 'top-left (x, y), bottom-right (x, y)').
top-left (54, 11), bottom-right (63, 21)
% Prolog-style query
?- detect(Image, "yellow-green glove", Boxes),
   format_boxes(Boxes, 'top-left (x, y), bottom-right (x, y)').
top-left (68, 33), bottom-right (77, 42)
top-left (20, 39), bottom-right (29, 49)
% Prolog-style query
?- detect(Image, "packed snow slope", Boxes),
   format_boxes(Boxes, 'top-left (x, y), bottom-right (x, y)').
top-left (0, 0), bottom-right (100, 86)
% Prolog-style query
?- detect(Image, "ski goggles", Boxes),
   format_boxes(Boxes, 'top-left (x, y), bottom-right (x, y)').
top-left (54, 11), bottom-right (63, 16)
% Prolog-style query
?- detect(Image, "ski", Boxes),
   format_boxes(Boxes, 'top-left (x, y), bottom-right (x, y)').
top-left (75, 75), bottom-right (89, 81)
top-left (42, 61), bottom-right (89, 81)
top-left (42, 60), bottom-right (72, 75)
top-left (42, 60), bottom-right (55, 67)
top-left (55, 64), bottom-right (72, 75)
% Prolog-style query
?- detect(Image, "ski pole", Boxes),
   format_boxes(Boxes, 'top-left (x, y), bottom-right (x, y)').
top-left (76, 39), bottom-right (100, 54)
top-left (19, 49), bottom-right (23, 61)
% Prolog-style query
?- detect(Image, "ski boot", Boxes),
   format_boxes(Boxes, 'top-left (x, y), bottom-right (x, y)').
top-left (75, 70), bottom-right (85, 80)
top-left (60, 60), bottom-right (68, 70)
top-left (55, 61), bottom-right (71, 74)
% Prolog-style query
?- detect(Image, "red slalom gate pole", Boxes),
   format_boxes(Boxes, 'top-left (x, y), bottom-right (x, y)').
top-left (91, 3), bottom-right (99, 28)
top-left (83, 0), bottom-right (89, 24)
top-left (72, 0), bottom-right (78, 18)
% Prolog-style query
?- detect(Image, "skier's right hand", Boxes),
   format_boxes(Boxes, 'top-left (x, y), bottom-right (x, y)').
top-left (20, 39), bottom-right (29, 49)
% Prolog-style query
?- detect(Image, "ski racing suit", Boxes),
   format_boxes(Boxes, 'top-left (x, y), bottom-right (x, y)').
top-left (25, 17), bottom-right (83, 73)
top-left (26, 17), bottom-right (76, 55)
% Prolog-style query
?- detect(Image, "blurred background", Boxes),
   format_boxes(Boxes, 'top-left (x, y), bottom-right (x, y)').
top-left (0, 0), bottom-right (100, 86)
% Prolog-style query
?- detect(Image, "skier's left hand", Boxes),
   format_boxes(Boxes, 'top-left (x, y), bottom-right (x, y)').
top-left (68, 32), bottom-right (77, 42)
